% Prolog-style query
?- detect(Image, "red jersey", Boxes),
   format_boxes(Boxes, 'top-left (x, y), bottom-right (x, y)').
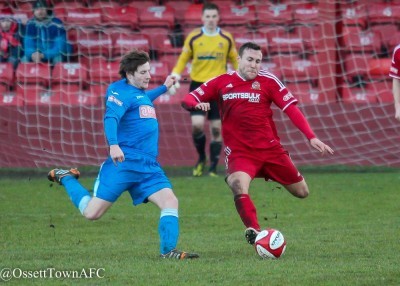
top-left (184, 70), bottom-right (298, 151)
top-left (389, 44), bottom-right (400, 79)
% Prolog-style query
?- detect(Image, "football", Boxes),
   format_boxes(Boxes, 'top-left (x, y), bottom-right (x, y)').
top-left (254, 228), bottom-right (286, 259)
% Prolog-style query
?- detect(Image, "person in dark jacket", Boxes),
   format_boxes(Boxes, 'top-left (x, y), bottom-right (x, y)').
top-left (22, 0), bottom-right (70, 65)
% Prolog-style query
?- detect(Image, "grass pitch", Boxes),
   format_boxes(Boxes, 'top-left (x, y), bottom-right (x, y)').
top-left (0, 169), bottom-right (399, 285)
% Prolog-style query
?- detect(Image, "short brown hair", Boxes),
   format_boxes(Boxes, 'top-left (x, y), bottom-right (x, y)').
top-left (202, 3), bottom-right (219, 14)
top-left (119, 49), bottom-right (150, 79)
top-left (238, 42), bottom-right (262, 57)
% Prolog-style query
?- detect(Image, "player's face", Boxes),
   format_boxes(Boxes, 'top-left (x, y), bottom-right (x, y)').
top-left (202, 9), bottom-right (219, 31)
top-left (128, 62), bottom-right (151, 90)
top-left (237, 48), bottom-right (262, 80)
top-left (33, 8), bottom-right (48, 21)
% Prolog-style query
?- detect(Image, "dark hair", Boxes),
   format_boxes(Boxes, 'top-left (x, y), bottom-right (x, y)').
top-left (238, 42), bottom-right (262, 57)
top-left (119, 49), bottom-right (150, 79)
top-left (202, 3), bottom-right (219, 14)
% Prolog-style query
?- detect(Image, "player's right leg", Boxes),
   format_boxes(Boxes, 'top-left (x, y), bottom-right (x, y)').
top-left (226, 171), bottom-right (261, 245)
top-left (191, 113), bottom-right (207, 177)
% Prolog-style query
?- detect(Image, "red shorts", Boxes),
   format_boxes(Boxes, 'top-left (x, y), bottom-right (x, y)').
top-left (225, 145), bottom-right (303, 185)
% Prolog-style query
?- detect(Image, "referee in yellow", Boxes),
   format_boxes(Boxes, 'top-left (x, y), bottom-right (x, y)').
top-left (170, 3), bottom-right (238, 177)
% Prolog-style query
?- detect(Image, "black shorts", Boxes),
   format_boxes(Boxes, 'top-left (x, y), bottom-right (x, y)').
top-left (189, 80), bottom-right (220, 120)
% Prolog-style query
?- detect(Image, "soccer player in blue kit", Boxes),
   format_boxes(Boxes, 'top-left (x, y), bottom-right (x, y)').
top-left (47, 49), bottom-right (199, 260)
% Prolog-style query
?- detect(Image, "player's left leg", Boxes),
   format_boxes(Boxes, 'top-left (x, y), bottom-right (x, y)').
top-left (208, 118), bottom-right (222, 177)
top-left (208, 100), bottom-right (222, 176)
top-left (282, 179), bottom-right (309, 198)
top-left (148, 188), bottom-right (199, 259)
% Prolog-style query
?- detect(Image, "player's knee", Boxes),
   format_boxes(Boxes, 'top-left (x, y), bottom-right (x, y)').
top-left (192, 125), bottom-right (203, 135)
top-left (211, 127), bottom-right (220, 138)
top-left (295, 186), bottom-right (309, 198)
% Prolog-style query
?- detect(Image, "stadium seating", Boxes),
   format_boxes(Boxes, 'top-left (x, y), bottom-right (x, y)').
top-left (73, 29), bottom-right (113, 58)
top-left (292, 3), bottom-right (319, 25)
top-left (341, 84), bottom-right (378, 103)
top-left (152, 82), bottom-right (190, 105)
top-left (65, 7), bottom-right (102, 28)
top-left (53, 88), bottom-right (99, 106)
top-left (149, 61), bottom-right (169, 83)
top-left (182, 4), bottom-right (203, 27)
top-left (16, 63), bottom-right (51, 87)
top-left (233, 30), bottom-right (268, 55)
top-left (89, 58), bottom-right (120, 84)
top-left (52, 62), bottom-right (88, 90)
top-left (100, 6), bottom-right (139, 29)
top-left (256, 3), bottom-right (293, 26)
top-left (53, 2), bottom-right (85, 22)
top-left (0, 92), bottom-right (23, 106)
top-left (164, 0), bottom-right (191, 22)
top-left (261, 60), bottom-right (282, 79)
top-left (342, 29), bottom-right (382, 54)
top-left (286, 82), bottom-right (321, 104)
top-left (139, 5), bottom-right (175, 29)
top-left (370, 24), bottom-right (399, 52)
top-left (220, 4), bottom-right (256, 27)
top-left (0, 63), bottom-right (14, 90)
top-left (274, 54), bottom-right (319, 85)
top-left (16, 84), bottom-right (61, 105)
top-left (341, 3), bottom-right (368, 28)
top-left (368, 2), bottom-right (400, 25)
top-left (110, 31), bottom-right (150, 58)
top-left (372, 81), bottom-right (393, 103)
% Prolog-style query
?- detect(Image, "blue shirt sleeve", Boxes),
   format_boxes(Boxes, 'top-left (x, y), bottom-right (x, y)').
top-left (145, 85), bottom-right (167, 102)
top-left (104, 117), bottom-right (118, 145)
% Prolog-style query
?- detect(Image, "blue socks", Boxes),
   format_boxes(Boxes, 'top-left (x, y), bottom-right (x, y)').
top-left (61, 176), bottom-right (91, 215)
top-left (159, 208), bottom-right (179, 255)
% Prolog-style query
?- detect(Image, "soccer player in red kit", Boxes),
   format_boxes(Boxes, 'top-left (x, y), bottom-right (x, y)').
top-left (389, 43), bottom-right (400, 121)
top-left (182, 42), bottom-right (334, 245)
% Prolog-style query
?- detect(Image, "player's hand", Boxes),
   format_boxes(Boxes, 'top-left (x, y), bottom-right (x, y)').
top-left (309, 138), bottom-right (334, 155)
top-left (195, 102), bottom-right (210, 111)
top-left (109, 144), bottom-right (125, 166)
top-left (163, 75), bottom-right (175, 89)
top-left (168, 72), bottom-right (181, 95)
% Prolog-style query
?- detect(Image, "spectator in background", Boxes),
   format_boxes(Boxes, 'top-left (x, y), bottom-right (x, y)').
top-left (0, 10), bottom-right (22, 69)
top-left (389, 44), bottom-right (400, 121)
top-left (22, 0), bottom-right (70, 65)
top-left (169, 3), bottom-right (238, 177)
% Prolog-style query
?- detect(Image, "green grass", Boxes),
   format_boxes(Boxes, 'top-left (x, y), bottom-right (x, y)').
top-left (0, 170), bottom-right (399, 285)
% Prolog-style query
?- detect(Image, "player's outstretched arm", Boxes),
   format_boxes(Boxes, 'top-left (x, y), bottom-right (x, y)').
top-left (309, 138), bottom-right (334, 155)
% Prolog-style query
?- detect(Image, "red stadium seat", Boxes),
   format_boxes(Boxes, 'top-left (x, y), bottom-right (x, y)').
top-left (150, 61), bottom-right (169, 83)
top-left (286, 82), bottom-right (321, 104)
top-left (53, 2), bottom-right (85, 22)
top-left (367, 58), bottom-right (391, 80)
top-left (292, 3), bottom-right (320, 25)
top-left (233, 31), bottom-right (268, 55)
top-left (265, 29), bottom-right (305, 55)
top-left (10, 2), bottom-right (32, 24)
top-left (220, 4), bottom-right (256, 27)
top-left (370, 24), bottom-right (399, 50)
top-left (182, 4), bottom-right (203, 27)
top-left (89, 83), bottom-right (108, 98)
top-left (164, 1), bottom-right (191, 22)
top-left (100, 6), bottom-right (139, 29)
top-left (53, 88), bottom-right (99, 106)
top-left (343, 53), bottom-right (370, 82)
top-left (89, 59), bottom-right (120, 84)
top-left (139, 5), bottom-right (175, 29)
top-left (126, 0), bottom-right (158, 13)
top-left (295, 25), bottom-right (322, 51)
top-left (341, 2), bottom-right (368, 28)
top-left (372, 81), bottom-right (393, 103)
top-left (0, 63), bottom-right (14, 87)
top-left (65, 7), bottom-right (102, 28)
top-left (52, 62), bottom-right (88, 85)
top-left (16, 63), bottom-right (51, 87)
top-left (256, 3), bottom-right (293, 26)
top-left (342, 30), bottom-right (382, 54)
top-left (274, 55), bottom-right (319, 84)
top-left (368, 3), bottom-right (400, 25)
top-left (0, 92), bottom-right (23, 106)
top-left (341, 84), bottom-right (378, 103)
top-left (89, 1), bottom-right (120, 9)
top-left (110, 31), bottom-right (150, 57)
top-left (16, 85), bottom-right (61, 105)
top-left (142, 27), bottom-right (182, 53)
top-left (74, 29), bottom-right (113, 58)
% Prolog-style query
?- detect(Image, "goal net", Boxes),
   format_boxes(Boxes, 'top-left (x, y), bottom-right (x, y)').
top-left (1, 0), bottom-right (399, 168)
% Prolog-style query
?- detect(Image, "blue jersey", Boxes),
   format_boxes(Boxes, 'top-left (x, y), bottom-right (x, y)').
top-left (104, 79), bottom-right (167, 159)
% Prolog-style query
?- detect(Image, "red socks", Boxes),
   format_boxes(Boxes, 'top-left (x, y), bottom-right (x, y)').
top-left (234, 194), bottom-right (260, 231)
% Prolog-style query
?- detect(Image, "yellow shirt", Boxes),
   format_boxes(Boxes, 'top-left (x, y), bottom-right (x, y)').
top-left (172, 27), bottom-right (238, 83)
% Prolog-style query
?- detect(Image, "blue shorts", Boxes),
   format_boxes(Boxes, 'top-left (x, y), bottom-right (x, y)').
top-left (93, 155), bottom-right (172, 205)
